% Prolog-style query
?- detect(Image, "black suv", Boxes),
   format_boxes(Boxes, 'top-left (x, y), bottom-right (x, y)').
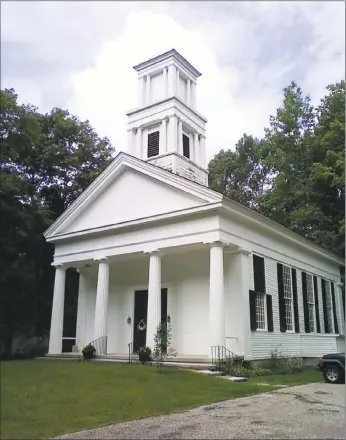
top-left (318, 352), bottom-right (345, 384)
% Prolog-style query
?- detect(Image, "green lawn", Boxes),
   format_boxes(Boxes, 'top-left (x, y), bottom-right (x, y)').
top-left (250, 369), bottom-right (322, 386)
top-left (1, 360), bottom-right (276, 439)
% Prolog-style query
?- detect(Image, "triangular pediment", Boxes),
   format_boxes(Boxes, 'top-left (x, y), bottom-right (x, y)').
top-left (45, 153), bottom-right (221, 239)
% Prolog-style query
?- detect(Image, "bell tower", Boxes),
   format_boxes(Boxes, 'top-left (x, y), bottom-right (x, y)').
top-left (126, 49), bottom-right (208, 186)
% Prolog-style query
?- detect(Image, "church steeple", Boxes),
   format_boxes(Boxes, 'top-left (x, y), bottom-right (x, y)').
top-left (126, 49), bottom-right (208, 186)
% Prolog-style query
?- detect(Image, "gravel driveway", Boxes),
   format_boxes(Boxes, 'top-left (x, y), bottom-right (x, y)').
top-left (56, 382), bottom-right (345, 439)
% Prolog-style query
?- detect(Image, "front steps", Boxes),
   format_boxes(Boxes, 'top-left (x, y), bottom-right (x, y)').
top-left (41, 353), bottom-right (213, 370)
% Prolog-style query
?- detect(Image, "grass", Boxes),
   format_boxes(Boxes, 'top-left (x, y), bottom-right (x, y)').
top-left (1, 360), bottom-right (276, 439)
top-left (249, 369), bottom-right (322, 386)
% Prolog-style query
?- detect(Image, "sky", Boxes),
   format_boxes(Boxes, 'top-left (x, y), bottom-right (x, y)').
top-left (1, 1), bottom-right (345, 162)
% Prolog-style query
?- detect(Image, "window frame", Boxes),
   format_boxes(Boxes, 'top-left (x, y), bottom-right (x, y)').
top-left (324, 280), bottom-right (335, 333)
top-left (282, 264), bottom-right (295, 333)
top-left (255, 291), bottom-right (267, 331)
top-left (305, 273), bottom-right (317, 333)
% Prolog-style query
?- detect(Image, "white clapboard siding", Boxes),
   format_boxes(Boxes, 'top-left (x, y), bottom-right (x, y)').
top-left (252, 332), bottom-right (337, 359)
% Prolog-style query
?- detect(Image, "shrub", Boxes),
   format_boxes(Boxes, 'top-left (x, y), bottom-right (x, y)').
top-left (14, 336), bottom-right (48, 359)
top-left (218, 359), bottom-right (272, 377)
top-left (82, 344), bottom-right (96, 361)
top-left (152, 321), bottom-right (177, 372)
top-left (269, 345), bottom-right (303, 374)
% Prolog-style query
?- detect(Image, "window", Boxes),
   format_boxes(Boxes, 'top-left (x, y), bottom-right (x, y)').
top-left (325, 281), bottom-right (334, 333)
top-left (147, 131), bottom-right (159, 157)
top-left (283, 265), bottom-right (294, 331)
top-left (255, 293), bottom-right (266, 330)
top-left (183, 134), bottom-right (190, 159)
top-left (306, 274), bottom-right (316, 332)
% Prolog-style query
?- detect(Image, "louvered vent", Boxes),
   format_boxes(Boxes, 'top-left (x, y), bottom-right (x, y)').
top-left (148, 131), bottom-right (160, 157)
top-left (183, 134), bottom-right (190, 159)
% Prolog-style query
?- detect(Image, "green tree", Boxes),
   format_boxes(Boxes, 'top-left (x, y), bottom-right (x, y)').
top-left (0, 88), bottom-right (114, 357)
top-left (208, 134), bottom-right (271, 211)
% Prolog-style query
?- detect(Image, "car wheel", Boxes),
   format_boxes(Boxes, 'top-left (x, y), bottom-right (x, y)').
top-left (323, 364), bottom-right (343, 384)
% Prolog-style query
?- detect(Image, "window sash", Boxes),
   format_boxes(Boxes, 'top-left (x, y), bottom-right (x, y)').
top-left (306, 274), bottom-right (316, 332)
top-left (325, 281), bottom-right (334, 333)
top-left (255, 293), bottom-right (266, 330)
top-left (283, 265), bottom-right (294, 331)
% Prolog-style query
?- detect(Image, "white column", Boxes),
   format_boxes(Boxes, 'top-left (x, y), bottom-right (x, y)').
top-left (168, 65), bottom-right (175, 96)
top-left (48, 264), bottom-right (66, 354)
top-left (187, 79), bottom-right (191, 104)
top-left (146, 251), bottom-right (162, 349)
top-left (176, 68), bottom-right (180, 97)
top-left (236, 248), bottom-right (252, 358)
top-left (76, 269), bottom-right (88, 350)
top-left (200, 135), bottom-right (206, 168)
top-left (209, 243), bottom-right (225, 348)
top-left (138, 76), bottom-right (144, 106)
top-left (178, 118), bottom-right (183, 155)
top-left (163, 67), bottom-right (168, 98)
top-left (191, 82), bottom-right (196, 107)
top-left (167, 115), bottom-right (177, 153)
top-left (189, 133), bottom-right (194, 161)
top-left (136, 128), bottom-right (142, 158)
top-left (145, 75), bottom-right (151, 105)
top-left (160, 118), bottom-right (167, 155)
top-left (93, 257), bottom-right (110, 353)
top-left (194, 133), bottom-right (200, 165)
top-left (336, 283), bottom-right (345, 335)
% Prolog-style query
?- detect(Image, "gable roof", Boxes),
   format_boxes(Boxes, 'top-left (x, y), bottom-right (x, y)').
top-left (44, 152), bottom-right (221, 239)
top-left (44, 151), bottom-right (344, 267)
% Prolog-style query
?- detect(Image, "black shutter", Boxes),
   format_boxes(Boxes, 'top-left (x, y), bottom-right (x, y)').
top-left (301, 272), bottom-right (310, 333)
top-left (313, 276), bottom-right (321, 333)
top-left (266, 295), bottom-right (274, 332)
top-left (277, 263), bottom-right (286, 332)
top-left (183, 134), bottom-right (190, 159)
top-left (147, 131), bottom-right (160, 157)
top-left (253, 255), bottom-right (266, 294)
top-left (331, 282), bottom-right (339, 334)
top-left (291, 268), bottom-right (300, 333)
top-left (321, 279), bottom-right (329, 333)
top-left (249, 290), bottom-right (257, 331)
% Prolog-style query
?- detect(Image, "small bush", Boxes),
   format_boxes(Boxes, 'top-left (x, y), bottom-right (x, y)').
top-left (14, 336), bottom-right (48, 359)
top-left (269, 345), bottom-right (303, 374)
top-left (226, 367), bottom-right (273, 377)
top-left (218, 358), bottom-right (272, 377)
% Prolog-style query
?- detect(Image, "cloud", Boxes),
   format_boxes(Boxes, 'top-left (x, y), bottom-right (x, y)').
top-left (1, 1), bottom-right (344, 162)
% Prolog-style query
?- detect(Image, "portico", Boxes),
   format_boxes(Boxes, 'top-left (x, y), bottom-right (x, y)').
top-left (48, 241), bottom-right (252, 360)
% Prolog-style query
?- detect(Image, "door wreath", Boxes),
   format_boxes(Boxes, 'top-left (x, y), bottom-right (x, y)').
top-left (137, 319), bottom-right (147, 331)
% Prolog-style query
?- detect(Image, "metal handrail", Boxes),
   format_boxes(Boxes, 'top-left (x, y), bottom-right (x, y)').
top-left (128, 341), bottom-right (134, 363)
top-left (211, 345), bottom-right (236, 370)
top-left (88, 336), bottom-right (108, 355)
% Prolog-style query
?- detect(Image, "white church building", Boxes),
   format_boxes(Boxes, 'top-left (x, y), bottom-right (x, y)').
top-left (45, 49), bottom-right (345, 362)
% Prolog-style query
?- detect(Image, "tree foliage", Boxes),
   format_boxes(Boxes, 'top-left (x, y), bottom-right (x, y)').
top-left (0, 88), bottom-right (113, 357)
top-left (209, 80), bottom-right (345, 258)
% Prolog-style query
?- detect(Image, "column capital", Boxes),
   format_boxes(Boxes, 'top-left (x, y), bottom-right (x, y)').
top-left (144, 249), bottom-right (161, 257)
top-left (163, 116), bottom-right (169, 123)
top-left (204, 239), bottom-right (230, 249)
top-left (93, 256), bottom-right (108, 263)
top-left (336, 282), bottom-right (344, 288)
top-left (51, 262), bottom-right (67, 269)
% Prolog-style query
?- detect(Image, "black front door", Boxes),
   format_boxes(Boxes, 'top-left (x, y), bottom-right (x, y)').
top-left (133, 288), bottom-right (168, 353)
top-left (133, 290), bottom-right (148, 353)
